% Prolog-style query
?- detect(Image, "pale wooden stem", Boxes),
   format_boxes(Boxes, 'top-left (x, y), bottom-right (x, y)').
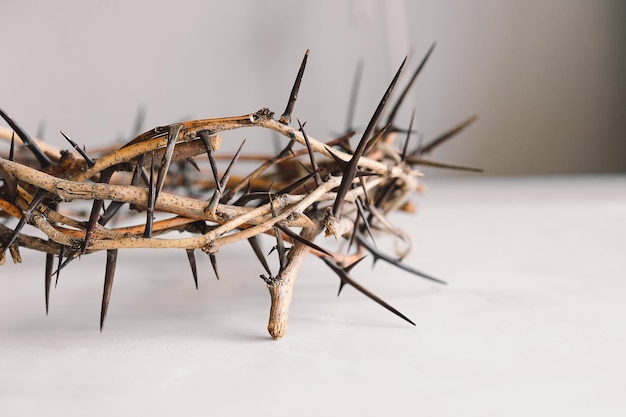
top-left (267, 225), bottom-right (321, 339)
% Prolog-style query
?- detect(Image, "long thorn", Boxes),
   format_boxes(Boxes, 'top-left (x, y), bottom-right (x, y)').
top-left (297, 118), bottom-right (322, 187)
top-left (333, 57), bottom-right (407, 217)
top-left (186, 249), bottom-right (199, 289)
top-left (2, 189), bottom-right (47, 255)
top-left (385, 42), bottom-right (436, 127)
top-left (248, 236), bottom-right (272, 277)
top-left (419, 115), bottom-right (479, 155)
top-left (322, 257), bottom-right (415, 326)
top-left (100, 249), bottom-right (118, 331)
top-left (45, 252), bottom-right (53, 315)
top-left (0, 107), bottom-right (52, 168)
top-left (401, 109), bottom-right (416, 161)
top-left (357, 235), bottom-right (446, 285)
top-left (209, 254), bottom-right (220, 280)
top-left (60, 130), bottom-right (95, 167)
top-left (143, 153), bottom-right (156, 238)
top-left (279, 49), bottom-right (309, 125)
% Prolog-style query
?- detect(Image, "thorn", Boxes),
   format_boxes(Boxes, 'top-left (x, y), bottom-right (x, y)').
top-left (337, 256), bottom-right (367, 296)
top-left (9, 132), bottom-right (15, 161)
top-left (45, 252), bottom-right (53, 315)
top-left (277, 224), bottom-right (331, 257)
top-left (273, 227), bottom-right (288, 273)
top-left (155, 123), bottom-right (183, 201)
top-left (279, 49), bottom-right (309, 125)
top-left (419, 114), bottom-right (479, 155)
top-left (321, 257), bottom-right (415, 325)
top-left (100, 249), bottom-right (118, 332)
top-left (2, 188), bottom-right (47, 256)
top-left (54, 246), bottom-right (65, 288)
top-left (186, 157), bottom-right (200, 172)
top-left (219, 139), bottom-right (246, 192)
top-left (209, 254), bottom-right (220, 280)
top-left (401, 109), bottom-right (416, 162)
top-left (130, 105), bottom-right (147, 139)
top-left (60, 130), bottom-right (95, 167)
top-left (200, 130), bottom-right (220, 188)
top-left (248, 236), bottom-right (272, 277)
top-left (345, 60), bottom-right (364, 133)
top-left (186, 249), bottom-right (199, 289)
top-left (357, 235), bottom-right (446, 285)
top-left (385, 42), bottom-right (436, 127)
top-left (80, 169), bottom-right (114, 254)
top-left (143, 153), bottom-right (156, 238)
top-left (406, 157), bottom-right (483, 173)
top-left (333, 57), bottom-right (407, 217)
top-left (297, 118), bottom-right (322, 187)
top-left (0, 107), bottom-right (52, 168)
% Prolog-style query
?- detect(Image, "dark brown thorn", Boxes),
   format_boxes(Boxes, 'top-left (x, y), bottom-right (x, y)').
top-left (45, 252), bottom-right (53, 315)
top-left (219, 139), bottom-right (246, 192)
top-left (363, 123), bottom-right (391, 155)
top-left (81, 168), bottom-right (114, 254)
top-left (337, 256), bottom-right (367, 296)
top-left (60, 130), bottom-right (95, 167)
top-left (199, 130), bottom-right (220, 188)
top-left (0, 107), bottom-right (52, 168)
top-left (186, 249), bottom-right (199, 289)
top-left (277, 224), bottom-right (331, 257)
top-left (143, 153), bottom-right (156, 238)
top-left (333, 57), bottom-right (407, 217)
top-left (100, 249), bottom-right (118, 332)
top-left (385, 42), bottom-right (436, 127)
top-left (345, 60), bottom-right (364, 133)
top-left (155, 123), bottom-right (183, 200)
top-left (54, 245), bottom-right (65, 288)
top-left (321, 257), bottom-right (415, 326)
top-left (406, 157), bottom-right (483, 173)
top-left (273, 227), bottom-right (288, 273)
top-left (130, 105), bottom-right (146, 139)
top-left (349, 197), bottom-right (376, 252)
top-left (279, 49), bottom-right (310, 125)
top-left (357, 235), bottom-right (446, 285)
top-left (231, 180), bottom-right (252, 206)
top-left (297, 118), bottom-right (322, 187)
top-left (131, 153), bottom-right (146, 186)
top-left (36, 120), bottom-right (46, 140)
top-left (187, 157), bottom-right (200, 172)
top-left (401, 109), bottom-right (416, 161)
top-left (419, 115), bottom-right (479, 155)
top-left (248, 236), bottom-right (272, 277)
top-left (2, 188), bottom-right (47, 255)
top-left (209, 254), bottom-right (220, 280)
top-left (9, 132), bottom-right (15, 161)
top-left (99, 201), bottom-right (124, 226)
top-left (221, 140), bottom-right (295, 203)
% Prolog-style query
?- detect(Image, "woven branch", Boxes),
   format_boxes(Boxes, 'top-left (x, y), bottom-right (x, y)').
top-left (0, 47), bottom-right (479, 339)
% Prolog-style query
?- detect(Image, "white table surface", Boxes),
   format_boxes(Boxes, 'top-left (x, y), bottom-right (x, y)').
top-left (1, 175), bottom-right (624, 416)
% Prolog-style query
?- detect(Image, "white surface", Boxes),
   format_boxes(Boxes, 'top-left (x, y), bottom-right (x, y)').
top-left (1, 175), bottom-right (625, 416)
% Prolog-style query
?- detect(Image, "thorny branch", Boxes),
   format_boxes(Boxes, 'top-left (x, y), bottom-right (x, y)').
top-left (0, 46), bottom-right (479, 339)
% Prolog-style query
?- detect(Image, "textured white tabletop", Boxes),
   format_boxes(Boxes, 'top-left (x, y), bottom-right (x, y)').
top-left (1, 175), bottom-right (624, 416)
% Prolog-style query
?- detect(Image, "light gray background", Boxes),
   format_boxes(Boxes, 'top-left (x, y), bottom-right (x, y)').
top-left (1, 0), bottom-right (625, 175)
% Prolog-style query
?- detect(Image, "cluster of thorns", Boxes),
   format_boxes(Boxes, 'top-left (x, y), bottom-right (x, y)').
top-left (0, 45), bottom-right (479, 339)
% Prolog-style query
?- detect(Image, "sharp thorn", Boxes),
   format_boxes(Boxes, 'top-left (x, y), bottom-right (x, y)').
top-left (60, 130), bottom-right (95, 167)
top-left (401, 109), bottom-right (416, 162)
top-left (209, 254), bottom-right (220, 280)
top-left (186, 249), bottom-right (199, 289)
top-left (279, 49), bottom-right (309, 125)
top-left (248, 236), bottom-right (272, 277)
top-left (297, 118), bottom-right (322, 187)
top-left (357, 235), bottom-right (446, 285)
top-left (322, 257), bottom-right (415, 326)
top-left (0, 107), bottom-right (52, 168)
top-left (333, 56), bottom-right (407, 217)
top-left (385, 42), bottom-right (436, 127)
top-left (45, 252), bottom-right (53, 315)
top-left (419, 114), bottom-right (479, 154)
top-left (100, 249), bottom-right (118, 332)
top-left (143, 153), bottom-right (156, 238)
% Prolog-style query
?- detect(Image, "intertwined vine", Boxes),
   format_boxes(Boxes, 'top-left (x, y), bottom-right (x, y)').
top-left (0, 46), bottom-right (478, 339)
